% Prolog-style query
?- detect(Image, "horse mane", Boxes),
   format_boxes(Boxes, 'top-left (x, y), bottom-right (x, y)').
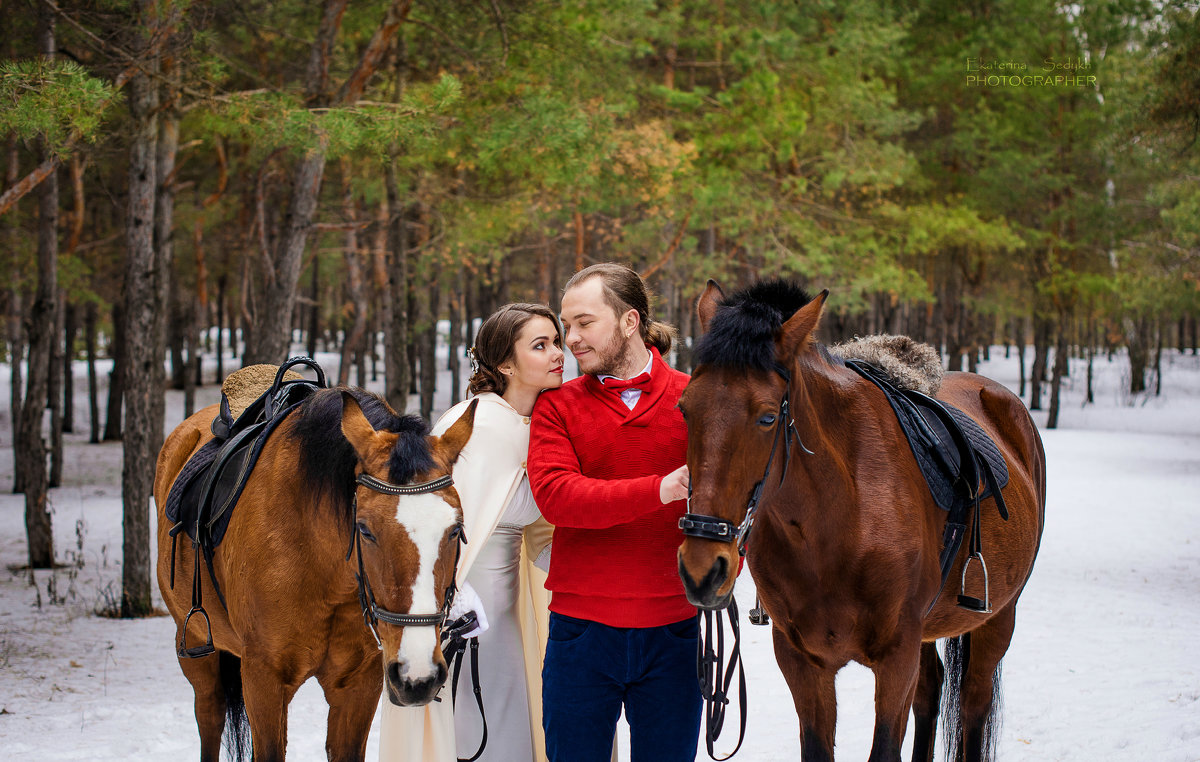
top-left (694, 280), bottom-right (818, 371)
top-left (290, 387), bottom-right (434, 531)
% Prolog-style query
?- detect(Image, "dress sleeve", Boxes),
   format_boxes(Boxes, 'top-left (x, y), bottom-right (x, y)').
top-left (527, 395), bottom-right (666, 529)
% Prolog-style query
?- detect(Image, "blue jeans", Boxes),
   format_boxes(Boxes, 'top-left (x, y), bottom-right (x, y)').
top-left (542, 613), bottom-right (702, 762)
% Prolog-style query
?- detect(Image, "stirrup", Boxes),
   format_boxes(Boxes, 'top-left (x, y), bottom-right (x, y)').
top-left (178, 605), bottom-right (217, 658)
top-left (957, 552), bottom-right (991, 613)
top-left (748, 597), bottom-right (770, 626)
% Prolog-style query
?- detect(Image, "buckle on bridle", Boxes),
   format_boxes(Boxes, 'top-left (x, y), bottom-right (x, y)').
top-left (679, 515), bottom-right (738, 541)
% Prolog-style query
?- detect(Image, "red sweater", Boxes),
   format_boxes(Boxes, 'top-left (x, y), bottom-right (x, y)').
top-left (528, 348), bottom-right (695, 628)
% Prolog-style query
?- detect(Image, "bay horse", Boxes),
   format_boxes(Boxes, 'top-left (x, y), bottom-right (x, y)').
top-left (155, 387), bottom-right (477, 761)
top-left (676, 280), bottom-right (1046, 762)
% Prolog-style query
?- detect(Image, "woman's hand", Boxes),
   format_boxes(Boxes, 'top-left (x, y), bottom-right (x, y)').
top-left (659, 464), bottom-right (690, 504)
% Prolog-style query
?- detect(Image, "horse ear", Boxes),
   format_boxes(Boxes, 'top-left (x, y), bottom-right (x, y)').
top-left (778, 289), bottom-right (829, 361)
top-left (340, 392), bottom-right (381, 458)
top-left (697, 279), bottom-right (725, 334)
top-left (435, 398), bottom-right (478, 465)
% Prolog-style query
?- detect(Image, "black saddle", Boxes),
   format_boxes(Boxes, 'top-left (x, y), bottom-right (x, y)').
top-left (164, 358), bottom-right (328, 656)
top-left (845, 359), bottom-right (1010, 612)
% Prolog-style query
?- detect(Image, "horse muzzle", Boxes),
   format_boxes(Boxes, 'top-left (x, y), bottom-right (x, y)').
top-left (385, 660), bottom-right (448, 706)
top-left (678, 553), bottom-right (733, 610)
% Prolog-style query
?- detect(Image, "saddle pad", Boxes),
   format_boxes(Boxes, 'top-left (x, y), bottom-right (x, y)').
top-left (846, 360), bottom-right (1009, 513)
top-left (913, 403), bottom-right (1010, 511)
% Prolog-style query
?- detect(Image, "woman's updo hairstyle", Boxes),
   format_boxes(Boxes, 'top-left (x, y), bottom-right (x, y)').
top-left (563, 262), bottom-right (677, 354)
top-left (467, 303), bottom-right (563, 396)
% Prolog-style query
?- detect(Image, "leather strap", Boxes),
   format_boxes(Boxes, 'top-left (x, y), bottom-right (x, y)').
top-left (698, 599), bottom-right (747, 760)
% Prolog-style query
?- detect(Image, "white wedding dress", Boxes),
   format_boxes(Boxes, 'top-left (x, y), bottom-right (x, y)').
top-left (453, 475), bottom-right (545, 761)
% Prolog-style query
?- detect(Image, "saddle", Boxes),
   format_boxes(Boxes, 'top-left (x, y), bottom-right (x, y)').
top-left (845, 359), bottom-right (1010, 613)
top-left (164, 357), bottom-right (329, 657)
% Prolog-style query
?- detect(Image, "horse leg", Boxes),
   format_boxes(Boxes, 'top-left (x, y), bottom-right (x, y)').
top-left (908, 642), bottom-right (944, 762)
top-left (240, 660), bottom-right (303, 762)
top-left (954, 606), bottom-right (1016, 762)
top-left (178, 654), bottom-right (227, 762)
top-left (867, 636), bottom-right (922, 762)
top-left (318, 658), bottom-right (383, 762)
top-left (772, 627), bottom-right (837, 762)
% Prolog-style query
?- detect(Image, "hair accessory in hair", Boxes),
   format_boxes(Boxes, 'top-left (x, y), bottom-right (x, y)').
top-left (467, 346), bottom-right (480, 376)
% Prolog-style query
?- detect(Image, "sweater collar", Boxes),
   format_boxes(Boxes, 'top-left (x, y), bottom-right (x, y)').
top-left (583, 347), bottom-right (673, 424)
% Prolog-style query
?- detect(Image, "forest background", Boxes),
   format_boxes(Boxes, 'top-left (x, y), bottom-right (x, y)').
top-left (1, 0), bottom-right (1197, 619)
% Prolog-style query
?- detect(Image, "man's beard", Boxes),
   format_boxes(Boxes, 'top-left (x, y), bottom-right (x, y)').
top-left (579, 325), bottom-right (635, 377)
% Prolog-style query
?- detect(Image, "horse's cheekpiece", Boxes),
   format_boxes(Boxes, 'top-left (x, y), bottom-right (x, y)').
top-left (163, 357), bottom-right (329, 658)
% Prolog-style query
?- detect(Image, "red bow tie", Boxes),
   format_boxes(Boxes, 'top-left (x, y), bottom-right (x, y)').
top-left (601, 371), bottom-right (651, 392)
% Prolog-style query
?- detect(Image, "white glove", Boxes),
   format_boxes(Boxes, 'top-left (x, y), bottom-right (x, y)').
top-left (447, 580), bottom-right (489, 639)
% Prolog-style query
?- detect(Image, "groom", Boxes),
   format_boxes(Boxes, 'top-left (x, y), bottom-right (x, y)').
top-left (528, 262), bottom-right (699, 761)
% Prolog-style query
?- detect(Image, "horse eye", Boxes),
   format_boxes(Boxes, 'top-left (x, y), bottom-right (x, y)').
top-left (758, 413), bottom-right (777, 427)
top-left (356, 522), bottom-right (377, 543)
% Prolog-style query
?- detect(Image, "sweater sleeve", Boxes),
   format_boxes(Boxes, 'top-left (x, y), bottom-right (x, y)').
top-left (527, 395), bottom-right (667, 529)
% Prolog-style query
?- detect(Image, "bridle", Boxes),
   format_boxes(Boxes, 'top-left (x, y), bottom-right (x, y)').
top-left (678, 361), bottom-right (813, 557)
top-left (676, 360), bottom-right (814, 761)
top-left (348, 471), bottom-right (466, 649)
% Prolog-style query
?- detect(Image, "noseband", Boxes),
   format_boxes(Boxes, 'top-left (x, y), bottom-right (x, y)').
top-left (348, 471), bottom-right (465, 649)
top-left (678, 362), bottom-right (813, 557)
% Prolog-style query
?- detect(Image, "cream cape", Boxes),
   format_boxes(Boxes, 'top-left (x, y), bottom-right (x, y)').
top-left (378, 392), bottom-right (553, 762)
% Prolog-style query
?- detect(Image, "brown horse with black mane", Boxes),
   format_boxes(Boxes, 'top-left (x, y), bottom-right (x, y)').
top-left (677, 280), bottom-right (1046, 762)
top-left (155, 387), bottom-right (476, 762)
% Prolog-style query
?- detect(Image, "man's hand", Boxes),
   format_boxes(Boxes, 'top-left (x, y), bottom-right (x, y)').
top-left (659, 464), bottom-right (690, 504)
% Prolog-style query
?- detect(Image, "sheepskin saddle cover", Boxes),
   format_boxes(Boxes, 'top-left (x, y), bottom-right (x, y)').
top-left (830, 334), bottom-right (943, 396)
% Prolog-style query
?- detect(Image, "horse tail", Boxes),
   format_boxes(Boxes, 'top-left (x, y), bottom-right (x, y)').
top-left (940, 634), bottom-right (1003, 762)
top-left (219, 650), bottom-right (251, 762)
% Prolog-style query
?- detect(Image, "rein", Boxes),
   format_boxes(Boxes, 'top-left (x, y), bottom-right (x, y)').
top-left (348, 472), bottom-right (464, 643)
top-left (678, 360), bottom-right (814, 760)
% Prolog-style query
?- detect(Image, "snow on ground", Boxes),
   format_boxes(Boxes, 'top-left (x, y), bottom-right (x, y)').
top-left (1, 342), bottom-right (1198, 761)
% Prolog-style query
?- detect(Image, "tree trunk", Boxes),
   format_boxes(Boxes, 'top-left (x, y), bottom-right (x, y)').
top-left (1154, 318), bottom-right (1163, 396)
top-left (1046, 324), bottom-right (1069, 429)
top-left (1013, 316), bottom-right (1026, 399)
top-left (419, 278), bottom-right (439, 422)
top-left (384, 164), bottom-right (410, 412)
top-left (17, 1), bottom-right (59, 568)
top-left (215, 274), bottom-right (226, 382)
top-left (86, 302), bottom-right (100, 443)
top-left (49, 286), bottom-right (64, 488)
top-left (183, 296), bottom-right (196, 418)
top-left (306, 254), bottom-right (320, 359)
top-left (120, 3), bottom-right (164, 617)
top-left (1126, 315), bottom-right (1150, 395)
top-left (168, 287), bottom-right (186, 389)
top-left (1085, 317), bottom-right (1095, 405)
top-left (448, 273), bottom-right (462, 405)
top-left (104, 300), bottom-right (125, 441)
top-left (337, 165), bottom-right (367, 386)
top-left (4, 135), bottom-right (23, 480)
top-left (1030, 315), bottom-right (1051, 410)
top-left (62, 300), bottom-right (77, 433)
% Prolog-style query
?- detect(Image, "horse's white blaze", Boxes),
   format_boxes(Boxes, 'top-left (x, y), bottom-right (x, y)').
top-left (392, 491), bottom-right (457, 681)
